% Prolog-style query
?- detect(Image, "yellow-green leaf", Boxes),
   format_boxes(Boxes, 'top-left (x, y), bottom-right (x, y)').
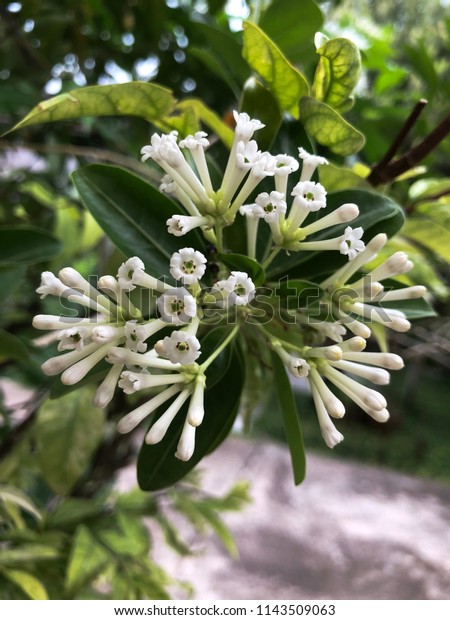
top-left (403, 202), bottom-right (450, 263)
top-left (34, 387), bottom-right (105, 495)
top-left (242, 21), bottom-right (309, 118)
top-left (8, 82), bottom-right (175, 133)
top-left (319, 163), bottom-right (370, 192)
top-left (0, 486), bottom-right (42, 522)
top-left (313, 37), bottom-right (361, 113)
top-left (1, 569), bottom-right (48, 600)
top-left (300, 96), bottom-right (365, 156)
top-left (169, 99), bottom-right (234, 148)
top-left (65, 525), bottom-right (109, 594)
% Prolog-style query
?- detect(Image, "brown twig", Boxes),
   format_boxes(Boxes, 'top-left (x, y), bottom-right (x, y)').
top-left (406, 186), bottom-right (450, 213)
top-left (368, 99), bottom-right (428, 185)
top-left (369, 109), bottom-right (450, 186)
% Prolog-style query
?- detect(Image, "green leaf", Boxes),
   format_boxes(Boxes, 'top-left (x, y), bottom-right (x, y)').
top-left (65, 525), bottom-right (109, 594)
top-left (268, 190), bottom-right (405, 279)
top-left (137, 338), bottom-right (244, 491)
top-left (299, 96), bottom-right (365, 156)
top-left (239, 77), bottom-right (282, 151)
top-left (72, 164), bottom-right (203, 277)
top-left (0, 330), bottom-right (29, 363)
top-left (218, 252), bottom-right (265, 286)
top-left (171, 99), bottom-right (234, 148)
top-left (275, 279), bottom-right (321, 309)
top-left (95, 511), bottom-right (150, 557)
top-left (46, 497), bottom-right (106, 529)
top-left (313, 38), bottom-right (361, 113)
top-left (408, 178), bottom-right (450, 202)
top-left (198, 326), bottom-right (234, 389)
top-left (0, 545), bottom-right (60, 567)
top-left (403, 202), bottom-right (450, 263)
top-left (260, 0), bottom-right (323, 65)
top-left (0, 265), bottom-right (27, 301)
top-left (1, 569), bottom-right (48, 600)
top-left (0, 226), bottom-right (62, 265)
top-left (8, 82), bottom-right (175, 133)
top-left (34, 387), bottom-right (105, 495)
top-left (270, 352), bottom-right (306, 485)
top-left (0, 486), bottom-right (42, 522)
top-left (242, 21), bottom-right (309, 118)
top-left (319, 163), bottom-right (370, 192)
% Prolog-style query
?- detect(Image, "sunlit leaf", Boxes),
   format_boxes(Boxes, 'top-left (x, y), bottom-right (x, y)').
top-left (239, 76), bottom-right (282, 151)
top-left (313, 38), bottom-right (361, 113)
top-left (0, 486), bottom-right (41, 522)
top-left (299, 97), bottom-right (365, 156)
top-left (242, 21), bottom-right (309, 118)
top-left (8, 82), bottom-right (175, 133)
top-left (260, 0), bottom-right (323, 65)
top-left (34, 387), bottom-right (105, 495)
top-left (65, 526), bottom-right (109, 594)
top-left (1, 569), bottom-right (48, 600)
top-left (403, 202), bottom-right (450, 263)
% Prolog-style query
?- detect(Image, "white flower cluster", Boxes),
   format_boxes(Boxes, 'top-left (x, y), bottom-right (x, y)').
top-left (33, 248), bottom-right (255, 461)
top-left (141, 113), bottom-right (365, 264)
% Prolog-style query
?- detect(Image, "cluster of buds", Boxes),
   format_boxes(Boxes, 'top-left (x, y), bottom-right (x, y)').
top-left (34, 111), bottom-right (428, 457)
top-left (33, 249), bottom-right (254, 461)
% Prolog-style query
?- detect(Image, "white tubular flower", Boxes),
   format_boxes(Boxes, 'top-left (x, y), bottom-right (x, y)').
top-left (144, 388), bottom-right (191, 444)
top-left (329, 359), bottom-right (390, 386)
top-left (140, 131), bottom-right (180, 165)
top-left (187, 374), bottom-right (206, 427)
top-left (288, 357), bottom-right (311, 379)
top-left (373, 285), bottom-right (427, 302)
top-left (119, 370), bottom-right (186, 394)
top-left (309, 367), bottom-right (346, 419)
top-left (339, 226), bottom-right (366, 261)
top-left (167, 214), bottom-right (213, 237)
top-left (57, 327), bottom-right (90, 352)
top-left (157, 330), bottom-right (201, 365)
top-left (157, 287), bottom-right (197, 324)
top-left (91, 325), bottom-right (124, 346)
top-left (117, 256), bottom-right (168, 293)
top-left (300, 203), bottom-right (359, 237)
top-left (118, 384), bottom-right (184, 435)
top-left (58, 268), bottom-right (117, 314)
top-left (252, 191), bottom-right (287, 223)
top-left (298, 147), bottom-right (329, 182)
top-left (351, 301), bottom-right (411, 333)
top-left (233, 110), bottom-right (265, 142)
top-left (61, 341), bottom-right (120, 386)
top-left (341, 350), bottom-right (404, 370)
top-left (312, 321), bottom-right (347, 343)
top-left (106, 345), bottom-right (181, 371)
top-left (323, 364), bottom-right (387, 412)
top-left (305, 344), bottom-right (343, 361)
top-left (93, 363), bottom-right (124, 408)
top-left (124, 321), bottom-right (148, 353)
top-left (169, 248), bottom-right (207, 285)
top-left (159, 174), bottom-right (177, 195)
top-left (291, 181), bottom-right (327, 212)
top-left (176, 418), bottom-right (197, 461)
top-left (179, 131), bottom-right (209, 150)
top-left (310, 379), bottom-right (344, 449)
top-left (236, 140), bottom-right (262, 171)
top-left (227, 271), bottom-right (256, 306)
top-left (33, 315), bottom-right (103, 330)
top-left (36, 271), bottom-right (68, 299)
top-left (274, 154), bottom-right (299, 177)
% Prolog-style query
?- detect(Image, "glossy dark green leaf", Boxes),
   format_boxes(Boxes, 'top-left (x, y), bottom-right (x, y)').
top-left (242, 21), bottom-right (309, 118)
top-left (300, 96), bottom-right (365, 155)
top-left (268, 190), bottom-right (405, 279)
top-left (239, 77), bottom-right (282, 151)
top-left (0, 265), bottom-right (27, 301)
top-left (137, 336), bottom-right (244, 491)
top-left (260, 0), bottom-right (323, 64)
top-left (270, 352), bottom-right (306, 485)
top-left (198, 326), bottom-right (234, 389)
top-left (313, 38), bottom-right (361, 113)
top-left (72, 164), bottom-right (204, 278)
top-left (8, 82), bottom-right (175, 134)
top-left (0, 227), bottom-right (61, 265)
top-left (218, 252), bottom-right (265, 286)
top-left (274, 279), bottom-right (321, 309)
top-left (0, 330), bottom-right (29, 363)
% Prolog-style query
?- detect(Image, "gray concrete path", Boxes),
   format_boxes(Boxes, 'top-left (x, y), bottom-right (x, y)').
top-left (119, 437), bottom-right (450, 600)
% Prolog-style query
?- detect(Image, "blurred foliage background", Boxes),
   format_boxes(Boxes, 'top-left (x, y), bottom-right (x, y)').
top-left (0, 0), bottom-right (449, 600)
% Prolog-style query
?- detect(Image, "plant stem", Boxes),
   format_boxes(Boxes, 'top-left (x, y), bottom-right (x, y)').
top-left (262, 246), bottom-right (281, 270)
top-left (200, 324), bottom-right (240, 372)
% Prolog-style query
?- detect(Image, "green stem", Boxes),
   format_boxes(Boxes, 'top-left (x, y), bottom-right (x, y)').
top-left (215, 223), bottom-right (224, 253)
top-left (262, 246), bottom-right (282, 270)
top-left (200, 324), bottom-right (240, 372)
